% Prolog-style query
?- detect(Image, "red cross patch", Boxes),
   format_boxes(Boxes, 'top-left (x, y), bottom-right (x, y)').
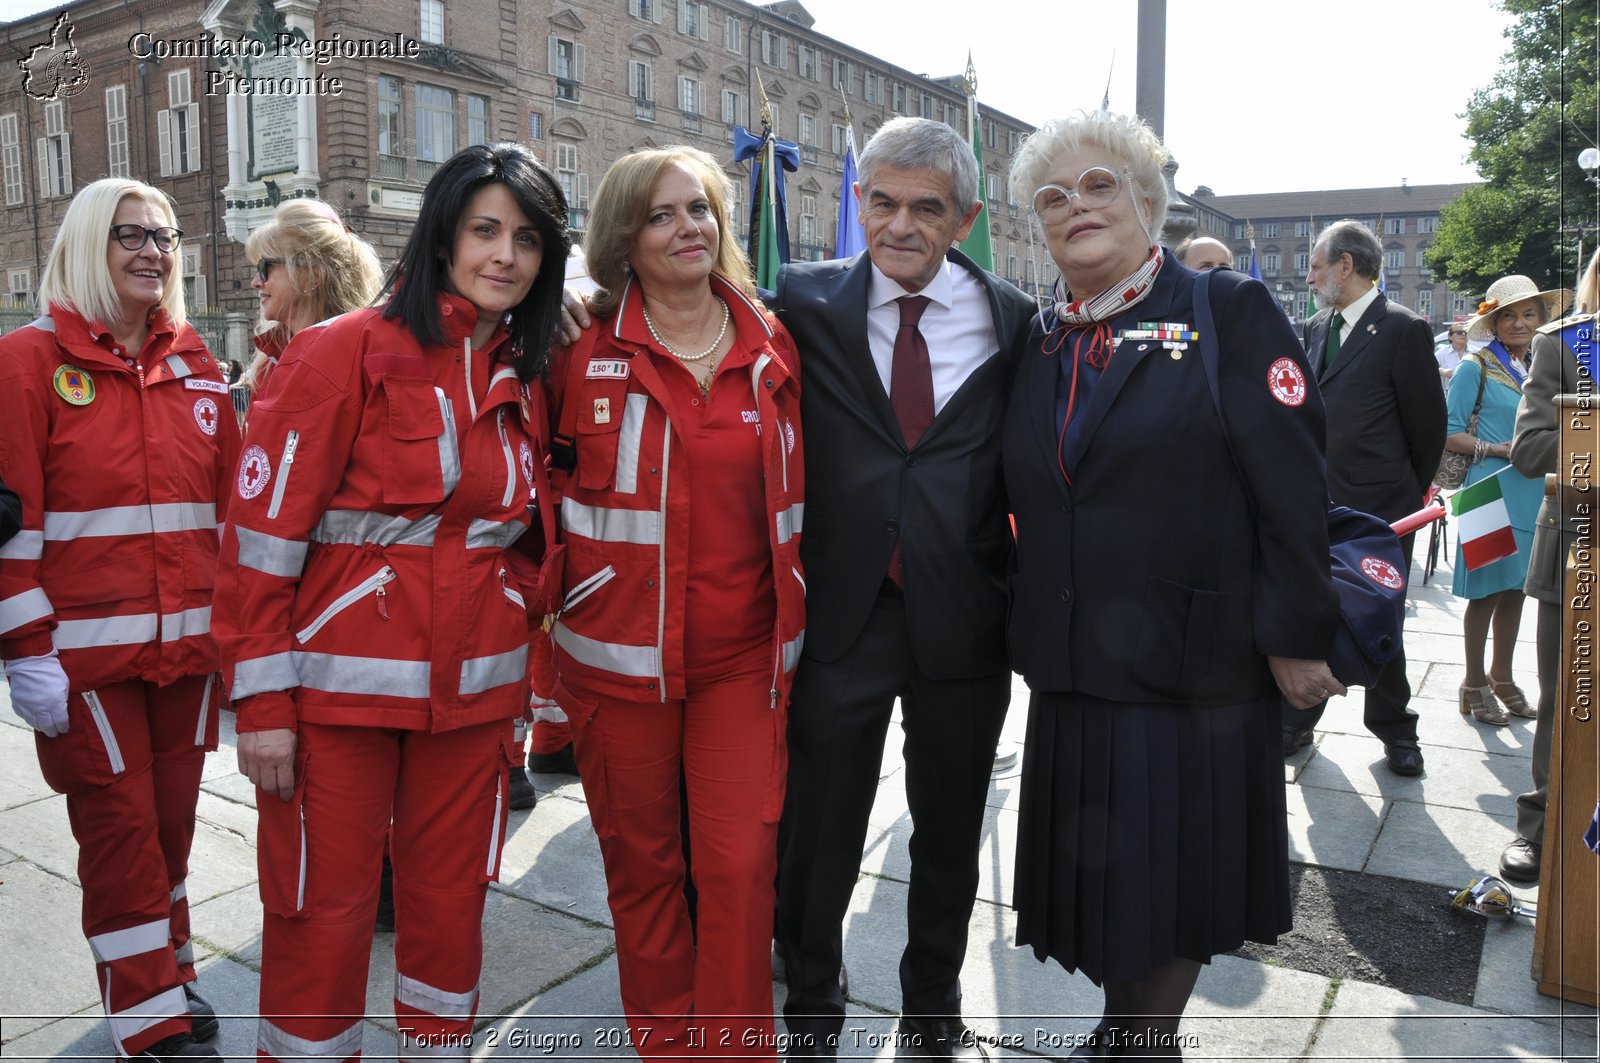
top-left (1360, 557), bottom-right (1404, 591)
top-left (1268, 357), bottom-right (1307, 407)
top-left (193, 397), bottom-right (219, 436)
top-left (237, 444), bottom-right (272, 500)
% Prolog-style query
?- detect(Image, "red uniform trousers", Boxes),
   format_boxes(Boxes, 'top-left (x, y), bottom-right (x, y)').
top-left (564, 672), bottom-right (786, 1062)
top-left (253, 718), bottom-right (512, 1062)
top-left (33, 674), bottom-right (219, 1056)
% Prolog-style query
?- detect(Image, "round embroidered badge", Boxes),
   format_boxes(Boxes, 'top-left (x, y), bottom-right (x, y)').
top-left (193, 397), bottom-right (219, 436)
top-left (1268, 358), bottom-right (1307, 407)
top-left (237, 445), bottom-right (272, 500)
top-left (1360, 556), bottom-right (1404, 591)
top-left (52, 364), bottom-right (95, 405)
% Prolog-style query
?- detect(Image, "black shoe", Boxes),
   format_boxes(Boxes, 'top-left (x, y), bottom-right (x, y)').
top-left (1283, 727), bottom-right (1313, 757)
top-left (182, 984), bottom-right (218, 1042)
top-left (1384, 741), bottom-right (1424, 777)
top-left (1067, 1021), bottom-right (1111, 1059)
top-left (1500, 838), bottom-right (1541, 884)
top-left (527, 742), bottom-right (579, 776)
top-left (509, 767), bottom-right (538, 810)
top-left (895, 1016), bottom-right (989, 1061)
top-left (130, 1032), bottom-right (220, 1060)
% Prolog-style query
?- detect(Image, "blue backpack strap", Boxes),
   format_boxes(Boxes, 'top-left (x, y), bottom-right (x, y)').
top-left (1190, 270), bottom-right (1242, 480)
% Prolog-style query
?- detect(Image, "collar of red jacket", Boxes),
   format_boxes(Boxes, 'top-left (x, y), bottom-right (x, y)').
top-left (610, 271), bottom-right (777, 355)
top-left (48, 302), bottom-right (199, 366)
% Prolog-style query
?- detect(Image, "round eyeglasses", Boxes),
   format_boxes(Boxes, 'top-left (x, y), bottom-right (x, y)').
top-left (1032, 167), bottom-right (1128, 223)
top-left (109, 224), bottom-right (183, 253)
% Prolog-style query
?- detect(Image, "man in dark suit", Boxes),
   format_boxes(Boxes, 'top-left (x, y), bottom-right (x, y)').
top-left (1284, 219), bottom-right (1445, 775)
top-left (771, 116), bottom-right (1035, 1061)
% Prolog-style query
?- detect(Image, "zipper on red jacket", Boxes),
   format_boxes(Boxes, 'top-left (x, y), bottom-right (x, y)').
top-left (496, 409), bottom-right (516, 508)
top-left (267, 429), bottom-right (299, 520)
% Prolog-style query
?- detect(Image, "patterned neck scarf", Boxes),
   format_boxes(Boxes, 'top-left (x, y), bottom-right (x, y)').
top-left (1043, 244), bottom-right (1165, 372)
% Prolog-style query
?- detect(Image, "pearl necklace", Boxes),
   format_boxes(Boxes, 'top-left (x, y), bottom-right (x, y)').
top-left (642, 298), bottom-right (729, 363)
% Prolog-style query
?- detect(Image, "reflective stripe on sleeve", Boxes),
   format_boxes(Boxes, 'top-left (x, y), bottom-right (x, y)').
top-left (782, 630), bottom-right (805, 673)
top-left (0, 586), bottom-right (53, 632)
top-left (312, 510), bottom-right (440, 548)
top-left (465, 518), bottom-right (526, 551)
top-left (395, 972), bottom-right (479, 1021)
top-left (458, 647), bottom-right (527, 696)
top-left (614, 393), bottom-right (648, 495)
top-left (258, 1018), bottom-right (364, 1061)
top-left (88, 918), bottom-right (170, 963)
top-left (234, 526), bottom-right (308, 578)
top-left (293, 651), bottom-right (431, 698)
top-left (0, 529), bottom-right (43, 560)
top-left (552, 621), bottom-right (659, 678)
top-left (44, 502), bottom-right (217, 540)
top-left (559, 499), bottom-right (659, 545)
top-left (231, 651), bottom-right (300, 700)
top-left (775, 502), bottom-right (804, 544)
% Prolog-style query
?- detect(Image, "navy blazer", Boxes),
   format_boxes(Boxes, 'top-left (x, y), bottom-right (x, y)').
top-left (771, 250), bottom-right (1036, 679)
top-left (1003, 262), bottom-right (1338, 703)
top-left (1305, 293), bottom-right (1445, 524)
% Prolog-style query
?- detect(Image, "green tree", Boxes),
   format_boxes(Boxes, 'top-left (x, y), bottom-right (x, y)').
top-left (1427, 0), bottom-right (1598, 297)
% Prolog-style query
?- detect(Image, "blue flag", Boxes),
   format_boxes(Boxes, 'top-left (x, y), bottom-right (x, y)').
top-left (1248, 239), bottom-right (1262, 282)
top-left (834, 125), bottom-right (866, 259)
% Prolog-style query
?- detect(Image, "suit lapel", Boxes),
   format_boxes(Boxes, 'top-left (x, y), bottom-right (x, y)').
top-left (832, 255), bottom-right (903, 437)
top-left (1306, 312), bottom-right (1331, 382)
top-left (1322, 294), bottom-right (1385, 386)
top-left (1057, 267), bottom-right (1178, 474)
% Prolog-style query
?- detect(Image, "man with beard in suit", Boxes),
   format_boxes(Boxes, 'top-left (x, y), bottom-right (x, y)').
top-left (1283, 219), bottom-right (1445, 775)
top-left (770, 116), bottom-right (1035, 1061)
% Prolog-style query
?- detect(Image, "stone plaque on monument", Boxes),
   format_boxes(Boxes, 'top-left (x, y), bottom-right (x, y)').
top-left (249, 53), bottom-right (299, 178)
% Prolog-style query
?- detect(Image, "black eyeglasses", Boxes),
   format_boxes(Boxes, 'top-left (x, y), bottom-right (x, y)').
top-left (255, 258), bottom-right (285, 282)
top-left (108, 224), bottom-right (182, 252)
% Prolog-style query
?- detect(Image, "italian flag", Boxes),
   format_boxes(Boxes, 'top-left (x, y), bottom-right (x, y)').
top-left (1449, 470), bottom-right (1518, 570)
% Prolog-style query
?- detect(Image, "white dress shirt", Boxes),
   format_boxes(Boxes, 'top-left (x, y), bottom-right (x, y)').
top-left (866, 257), bottom-right (999, 415)
top-left (1334, 283), bottom-right (1381, 344)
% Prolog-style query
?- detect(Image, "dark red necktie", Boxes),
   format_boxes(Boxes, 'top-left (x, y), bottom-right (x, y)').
top-left (887, 295), bottom-right (932, 585)
top-left (890, 295), bottom-right (934, 448)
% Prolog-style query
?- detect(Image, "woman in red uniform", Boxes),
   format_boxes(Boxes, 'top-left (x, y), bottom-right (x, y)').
top-left (0, 178), bottom-right (240, 1060)
top-left (237, 198), bottom-right (383, 413)
top-left (547, 146), bottom-right (805, 1059)
top-left (212, 142), bottom-right (569, 1060)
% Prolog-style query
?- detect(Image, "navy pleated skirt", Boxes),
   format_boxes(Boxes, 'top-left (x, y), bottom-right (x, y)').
top-left (1013, 689), bottom-right (1293, 985)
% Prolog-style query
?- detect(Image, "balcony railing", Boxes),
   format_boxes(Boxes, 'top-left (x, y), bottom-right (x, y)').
top-left (416, 159), bottom-right (440, 182)
top-left (635, 98), bottom-right (656, 121)
top-left (377, 154), bottom-right (405, 180)
top-left (683, 112), bottom-right (702, 135)
top-left (556, 78), bottom-right (579, 102)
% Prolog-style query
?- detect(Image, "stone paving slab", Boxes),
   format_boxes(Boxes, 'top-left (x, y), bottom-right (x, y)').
top-left (1367, 798), bottom-right (1530, 895)
top-left (1297, 731), bottom-right (1532, 814)
top-left (1473, 916), bottom-right (1598, 1034)
top-left (359, 886), bottom-right (615, 1037)
top-left (1312, 978), bottom-right (1598, 1060)
top-left (494, 791), bottom-right (612, 925)
top-left (0, 857), bottom-right (99, 1041)
top-left (858, 789), bottom-right (1018, 910)
top-left (0, 718), bottom-right (49, 812)
top-left (1285, 783), bottom-right (1387, 872)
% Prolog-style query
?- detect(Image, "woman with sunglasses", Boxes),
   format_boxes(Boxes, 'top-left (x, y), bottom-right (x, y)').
top-left (1003, 113), bottom-right (1339, 1059)
top-left (213, 143), bottom-right (569, 1060)
top-left (239, 199), bottom-right (383, 414)
top-left (0, 178), bottom-right (239, 1061)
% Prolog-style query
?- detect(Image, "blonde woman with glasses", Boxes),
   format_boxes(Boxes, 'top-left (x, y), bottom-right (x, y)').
top-left (0, 178), bottom-right (239, 1061)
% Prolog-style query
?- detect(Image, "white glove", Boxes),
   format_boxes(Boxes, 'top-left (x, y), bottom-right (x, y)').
top-left (4, 650), bottom-right (70, 737)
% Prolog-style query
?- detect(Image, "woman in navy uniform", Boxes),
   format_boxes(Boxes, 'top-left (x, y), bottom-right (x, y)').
top-left (1002, 111), bottom-right (1341, 1059)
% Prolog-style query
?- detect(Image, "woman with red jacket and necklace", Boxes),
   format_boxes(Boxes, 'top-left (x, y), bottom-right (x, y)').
top-left (213, 143), bottom-right (569, 1060)
top-left (547, 145), bottom-right (804, 1059)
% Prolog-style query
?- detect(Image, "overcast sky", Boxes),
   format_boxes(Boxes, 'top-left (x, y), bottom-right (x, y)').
top-left (1, 0), bottom-right (1524, 195)
top-left (792, 0), bottom-right (1519, 195)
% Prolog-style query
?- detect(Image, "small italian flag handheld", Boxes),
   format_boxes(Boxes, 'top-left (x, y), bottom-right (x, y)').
top-left (1448, 469), bottom-right (1519, 570)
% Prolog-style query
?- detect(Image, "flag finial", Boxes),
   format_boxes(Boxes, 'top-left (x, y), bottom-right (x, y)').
top-left (839, 83), bottom-right (851, 129)
top-left (963, 53), bottom-right (977, 98)
top-left (1101, 50), bottom-right (1115, 111)
top-left (756, 68), bottom-right (772, 128)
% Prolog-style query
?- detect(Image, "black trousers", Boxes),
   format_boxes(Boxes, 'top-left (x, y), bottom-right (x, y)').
top-left (777, 589), bottom-right (1009, 1046)
top-left (1285, 531), bottom-right (1420, 745)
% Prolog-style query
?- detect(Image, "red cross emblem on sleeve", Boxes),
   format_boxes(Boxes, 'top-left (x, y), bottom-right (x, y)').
top-left (237, 444), bottom-right (272, 500)
top-left (193, 397), bottom-right (219, 435)
top-left (1268, 357), bottom-right (1308, 407)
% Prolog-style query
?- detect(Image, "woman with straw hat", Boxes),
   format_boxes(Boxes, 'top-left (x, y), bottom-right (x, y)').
top-left (1443, 274), bottom-right (1570, 725)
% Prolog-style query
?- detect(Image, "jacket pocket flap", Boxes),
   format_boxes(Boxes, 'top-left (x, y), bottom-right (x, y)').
top-left (383, 376), bottom-right (445, 440)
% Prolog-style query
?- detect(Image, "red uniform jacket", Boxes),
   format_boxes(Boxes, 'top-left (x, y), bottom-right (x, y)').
top-left (547, 275), bottom-right (806, 706)
top-left (213, 296), bottom-right (546, 733)
top-left (0, 305), bottom-right (240, 689)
